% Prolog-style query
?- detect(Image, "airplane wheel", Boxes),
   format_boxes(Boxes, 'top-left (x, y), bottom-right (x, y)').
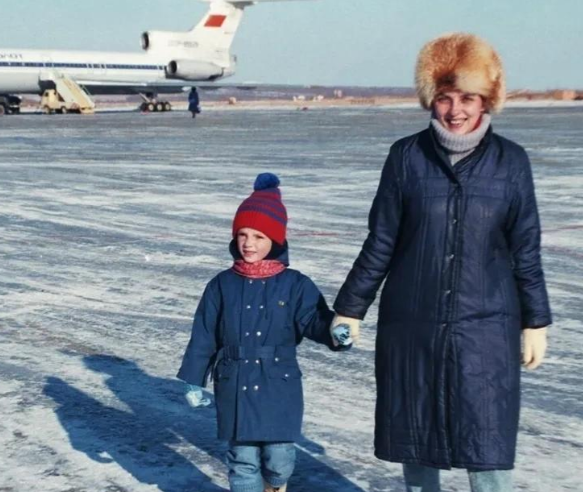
top-left (164, 102), bottom-right (172, 112)
top-left (147, 102), bottom-right (155, 112)
top-left (42, 106), bottom-right (51, 115)
top-left (61, 107), bottom-right (68, 114)
top-left (0, 105), bottom-right (6, 116)
top-left (140, 102), bottom-right (147, 112)
top-left (156, 102), bottom-right (164, 112)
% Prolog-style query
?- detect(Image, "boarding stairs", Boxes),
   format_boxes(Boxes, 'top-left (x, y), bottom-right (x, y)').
top-left (40, 73), bottom-right (95, 114)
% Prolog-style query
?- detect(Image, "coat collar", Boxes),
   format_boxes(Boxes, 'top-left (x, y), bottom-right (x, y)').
top-left (425, 124), bottom-right (493, 183)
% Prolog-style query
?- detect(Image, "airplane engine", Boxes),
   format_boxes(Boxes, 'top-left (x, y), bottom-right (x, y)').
top-left (165, 60), bottom-right (224, 81)
top-left (141, 31), bottom-right (199, 53)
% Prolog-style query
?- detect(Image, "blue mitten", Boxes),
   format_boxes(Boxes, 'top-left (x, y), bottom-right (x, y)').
top-left (332, 324), bottom-right (353, 351)
top-left (185, 384), bottom-right (212, 408)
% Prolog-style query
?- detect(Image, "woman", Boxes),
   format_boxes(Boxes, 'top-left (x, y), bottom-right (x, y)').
top-left (332, 33), bottom-right (552, 492)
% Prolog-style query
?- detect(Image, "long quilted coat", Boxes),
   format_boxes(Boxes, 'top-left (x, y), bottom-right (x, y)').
top-left (334, 127), bottom-right (552, 471)
top-left (178, 243), bottom-right (335, 442)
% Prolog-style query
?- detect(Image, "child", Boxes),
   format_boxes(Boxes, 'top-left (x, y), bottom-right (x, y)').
top-left (177, 173), bottom-right (351, 492)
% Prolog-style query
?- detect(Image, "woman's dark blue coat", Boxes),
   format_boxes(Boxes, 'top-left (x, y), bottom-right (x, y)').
top-left (178, 244), bottom-right (335, 442)
top-left (334, 127), bottom-right (552, 471)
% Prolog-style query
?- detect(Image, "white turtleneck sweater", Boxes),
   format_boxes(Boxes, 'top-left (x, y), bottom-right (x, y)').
top-left (430, 113), bottom-right (492, 165)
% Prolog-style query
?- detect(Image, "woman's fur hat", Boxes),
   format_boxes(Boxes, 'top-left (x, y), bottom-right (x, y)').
top-left (415, 33), bottom-right (506, 113)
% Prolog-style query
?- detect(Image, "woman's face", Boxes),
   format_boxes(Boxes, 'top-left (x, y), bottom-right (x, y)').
top-left (433, 91), bottom-right (486, 135)
top-left (237, 227), bottom-right (273, 264)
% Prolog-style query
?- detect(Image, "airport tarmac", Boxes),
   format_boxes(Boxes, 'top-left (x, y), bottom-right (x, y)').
top-left (1, 106), bottom-right (582, 491)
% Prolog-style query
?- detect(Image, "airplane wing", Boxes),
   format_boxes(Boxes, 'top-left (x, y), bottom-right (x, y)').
top-left (74, 79), bottom-right (256, 95)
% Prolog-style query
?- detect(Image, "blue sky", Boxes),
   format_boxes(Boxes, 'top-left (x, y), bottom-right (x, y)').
top-left (1, 0), bottom-right (582, 89)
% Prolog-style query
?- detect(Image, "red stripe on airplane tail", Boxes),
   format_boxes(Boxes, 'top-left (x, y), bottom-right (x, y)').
top-left (205, 15), bottom-right (227, 28)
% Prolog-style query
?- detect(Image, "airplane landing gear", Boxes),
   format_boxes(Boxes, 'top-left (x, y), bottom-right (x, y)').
top-left (139, 93), bottom-right (172, 113)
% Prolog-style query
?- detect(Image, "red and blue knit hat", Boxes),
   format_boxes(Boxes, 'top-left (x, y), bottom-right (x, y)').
top-left (232, 173), bottom-right (287, 245)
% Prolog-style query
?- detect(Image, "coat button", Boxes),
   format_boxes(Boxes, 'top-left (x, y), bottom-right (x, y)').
top-left (249, 280), bottom-right (253, 284)
top-left (449, 254), bottom-right (455, 260)
top-left (441, 323), bottom-right (447, 329)
top-left (284, 373), bottom-right (289, 378)
top-left (246, 305), bottom-right (251, 309)
top-left (274, 357), bottom-right (279, 362)
top-left (242, 386), bottom-right (247, 391)
top-left (255, 359), bottom-right (260, 364)
top-left (256, 331), bottom-right (262, 336)
top-left (245, 359), bottom-right (249, 363)
top-left (259, 305), bottom-right (264, 309)
top-left (262, 280), bottom-right (266, 285)
top-left (245, 332), bottom-right (250, 337)
top-left (253, 385), bottom-right (259, 391)
top-left (445, 290), bottom-right (452, 295)
top-left (453, 219), bottom-right (458, 224)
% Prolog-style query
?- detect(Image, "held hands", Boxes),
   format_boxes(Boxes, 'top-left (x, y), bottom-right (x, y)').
top-left (331, 324), bottom-right (353, 350)
top-left (331, 314), bottom-right (361, 347)
top-left (522, 328), bottom-right (548, 370)
top-left (185, 384), bottom-right (212, 408)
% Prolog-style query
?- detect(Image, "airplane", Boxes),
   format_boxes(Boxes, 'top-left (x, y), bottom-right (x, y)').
top-left (0, 0), bottom-right (301, 115)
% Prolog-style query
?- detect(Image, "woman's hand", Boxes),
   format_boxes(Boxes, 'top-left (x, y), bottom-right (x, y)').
top-left (522, 328), bottom-right (548, 370)
top-left (331, 314), bottom-right (361, 346)
top-left (331, 324), bottom-right (353, 350)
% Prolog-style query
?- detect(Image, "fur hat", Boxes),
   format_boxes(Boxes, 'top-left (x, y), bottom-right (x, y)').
top-left (415, 33), bottom-right (506, 113)
top-left (232, 173), bottom-right (287, 245)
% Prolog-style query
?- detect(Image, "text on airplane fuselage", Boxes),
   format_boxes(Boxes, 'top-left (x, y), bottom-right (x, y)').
top-left (169, 41), bottom-right (199, 49)
top-left (0, 53), bottom-right (24, 60)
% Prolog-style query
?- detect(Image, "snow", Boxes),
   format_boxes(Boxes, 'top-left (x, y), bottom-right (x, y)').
top-left (1, 106), bottom-right (582, 491)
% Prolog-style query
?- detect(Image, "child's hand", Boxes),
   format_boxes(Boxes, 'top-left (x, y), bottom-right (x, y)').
top-left (185, 384), bottom-right (212, 408)
top-left (331, 324), bottom-right (353, 351)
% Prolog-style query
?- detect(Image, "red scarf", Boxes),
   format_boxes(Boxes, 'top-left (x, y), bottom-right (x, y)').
top-left (232, 259), bottom-right (286, 279)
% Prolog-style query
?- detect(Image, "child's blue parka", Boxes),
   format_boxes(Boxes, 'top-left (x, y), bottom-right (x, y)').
top-left (177, 243), bottom-right (335, 442)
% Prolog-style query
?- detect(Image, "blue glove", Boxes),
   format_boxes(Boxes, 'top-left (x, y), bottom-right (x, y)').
top-left (332, 324), bottom-right (353, 351)
top-left (185, 384), bottom-right (212, 408)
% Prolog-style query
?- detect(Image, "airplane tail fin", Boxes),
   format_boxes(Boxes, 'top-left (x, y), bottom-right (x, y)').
top-left (142, 0), bottom-right (308, 75)
top-left (187, 1), bottom-right (246, 55)
top-left (190, 0), bottom-right (308, 54)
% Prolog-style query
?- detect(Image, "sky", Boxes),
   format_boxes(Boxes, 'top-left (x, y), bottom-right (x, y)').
top-left (1, 0), bottom-right (582, 90)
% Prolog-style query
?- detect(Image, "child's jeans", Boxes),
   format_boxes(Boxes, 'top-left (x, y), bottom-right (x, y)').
top-left (227, 441), bottom-right (296, 492)
top-left (403, 463), bottom-right (513, 492)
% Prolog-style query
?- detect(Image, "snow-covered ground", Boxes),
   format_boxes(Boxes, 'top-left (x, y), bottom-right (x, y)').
top-left (0, 107), bottom-right (581, 492)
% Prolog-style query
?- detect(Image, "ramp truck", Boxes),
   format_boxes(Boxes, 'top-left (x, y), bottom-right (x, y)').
top-left (0, 95), bottom-right (21, 115)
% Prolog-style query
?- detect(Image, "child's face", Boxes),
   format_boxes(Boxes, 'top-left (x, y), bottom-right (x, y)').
top-left (237, 228), bottom-right (273, 264)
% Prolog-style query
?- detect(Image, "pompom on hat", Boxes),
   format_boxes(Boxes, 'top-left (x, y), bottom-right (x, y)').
top-left (232, 173), bottom-right (288, 245)
top-left (415, 32), bottom-right (506, 113)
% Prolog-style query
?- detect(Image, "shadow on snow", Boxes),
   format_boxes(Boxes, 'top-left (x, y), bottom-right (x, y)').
top-left (44, 354), bottom-right (368, 492)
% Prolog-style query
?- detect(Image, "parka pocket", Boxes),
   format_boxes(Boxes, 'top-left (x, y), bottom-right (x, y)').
top-left (271, 299), bottom-right (292, 328)
top-left (465, 178), bottom-right (510, 201)
top-left (215, 361), bottom-right (235, 381)
top-left (268, 366), bottom-right (302, 380)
